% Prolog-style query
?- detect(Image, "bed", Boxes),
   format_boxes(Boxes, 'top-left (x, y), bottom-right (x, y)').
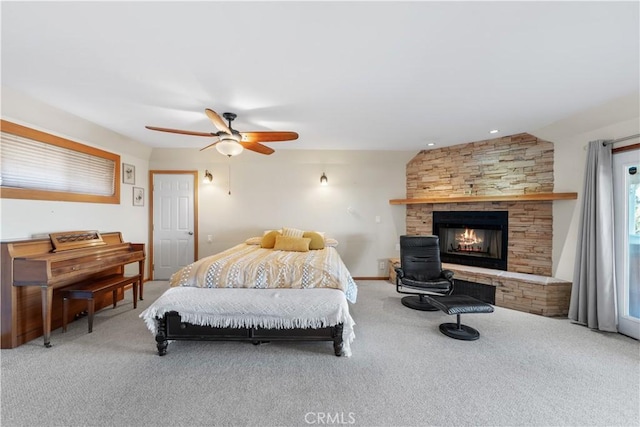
top-left (140, 231), bottom-right (357, 357)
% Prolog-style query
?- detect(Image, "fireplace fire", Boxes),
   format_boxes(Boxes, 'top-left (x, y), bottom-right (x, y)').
top-left (433, 211), bottom-right (508, 270)
top-left (452, 228), bottom-right (486, 252)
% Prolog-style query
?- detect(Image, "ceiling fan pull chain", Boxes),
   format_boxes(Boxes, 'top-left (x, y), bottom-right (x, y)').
top-left (228, 158), bottom-right (232, 196)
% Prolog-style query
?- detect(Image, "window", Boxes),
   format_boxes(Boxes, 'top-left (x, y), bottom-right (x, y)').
top-left (0, 120), bottom-right (120, 204)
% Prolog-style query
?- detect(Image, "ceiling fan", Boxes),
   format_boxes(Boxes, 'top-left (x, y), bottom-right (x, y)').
top-left (145, 109), bottom-right (298, 156)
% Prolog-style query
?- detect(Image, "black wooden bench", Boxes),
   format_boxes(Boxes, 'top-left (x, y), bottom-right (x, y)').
top-left (62, 274), bottom-right (141, 333)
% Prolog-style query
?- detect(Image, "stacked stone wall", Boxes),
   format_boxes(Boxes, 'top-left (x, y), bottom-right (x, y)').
top-left (407, 133), bottom-right (554, 199)
top-left (405, 133), bottom-right (554, 276)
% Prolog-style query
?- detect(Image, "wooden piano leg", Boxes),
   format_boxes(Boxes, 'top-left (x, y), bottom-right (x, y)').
top-left (138, 260), bottom-right (144, 300)
top-left (41, 286), bottom-right (53, 348)
top-left (132, 277), bottom-right (138, 309)
top-left (87, 298), bottom-right (95, 333)
top-left (62, 296), bottom-right (69, 333)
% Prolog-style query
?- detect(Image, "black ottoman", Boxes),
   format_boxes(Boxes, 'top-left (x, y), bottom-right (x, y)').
top-left (426, 295), bottom-right (494, 340)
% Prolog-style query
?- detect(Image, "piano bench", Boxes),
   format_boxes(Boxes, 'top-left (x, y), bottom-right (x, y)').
top-left (62, 274), bottom-right (141, 334)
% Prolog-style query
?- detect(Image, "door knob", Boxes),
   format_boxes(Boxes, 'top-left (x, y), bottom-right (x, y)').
top-left (188, 231), bottom-right (194, 235)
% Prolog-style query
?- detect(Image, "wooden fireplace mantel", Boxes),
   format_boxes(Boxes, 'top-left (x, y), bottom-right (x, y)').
top-left (389, 192), bottom-right (577, 205)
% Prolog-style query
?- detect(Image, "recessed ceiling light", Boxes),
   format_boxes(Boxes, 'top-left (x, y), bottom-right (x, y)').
top-left (489, 129), bottom-right (499, 134)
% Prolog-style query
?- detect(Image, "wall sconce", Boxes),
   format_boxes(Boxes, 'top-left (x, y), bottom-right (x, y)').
top-left (320, 172), bottom-right (328, 186)
top-left (203, 169), bottom-right (213, 184)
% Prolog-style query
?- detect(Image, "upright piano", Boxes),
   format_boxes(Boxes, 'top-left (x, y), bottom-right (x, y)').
top-left (1, 231), bottom-right (145, 348)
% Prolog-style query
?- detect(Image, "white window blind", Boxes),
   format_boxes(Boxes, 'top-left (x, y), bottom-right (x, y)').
top-left (1, 131), bottom-right (116, 196)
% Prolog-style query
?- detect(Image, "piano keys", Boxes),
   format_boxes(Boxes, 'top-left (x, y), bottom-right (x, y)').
top-left (1, 231), bottom-right (145, 348)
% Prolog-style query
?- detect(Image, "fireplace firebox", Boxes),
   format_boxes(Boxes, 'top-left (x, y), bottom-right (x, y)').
top-left (433, 211), bottom-right (508, 271)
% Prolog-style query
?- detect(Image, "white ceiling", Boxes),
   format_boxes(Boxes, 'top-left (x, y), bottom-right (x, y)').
top-left (2, 1), bottom-right (638, 152)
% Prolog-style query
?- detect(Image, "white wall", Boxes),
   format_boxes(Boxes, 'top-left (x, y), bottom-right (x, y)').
top-left (1, 87), bottom-right (152, 274)
top-left (150, 148), bottom-right (414, 277)
top-left (1, 86), bottom-right (412, 278)
top-left (533, 92), bottom-right (640, 280)
top-left (4, 86), bottom-right (638, 280)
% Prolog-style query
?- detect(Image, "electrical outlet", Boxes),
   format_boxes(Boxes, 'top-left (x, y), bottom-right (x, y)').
top-left (378, 261), bottom-right (386, 270)
top-left (395, 243), bottom-right (400, 251)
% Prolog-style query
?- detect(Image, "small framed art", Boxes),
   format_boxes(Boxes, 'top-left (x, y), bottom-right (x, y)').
top-left (133, 187), bottom-right (144, 206)
top-left (123, 163), bottom-right (135, 184)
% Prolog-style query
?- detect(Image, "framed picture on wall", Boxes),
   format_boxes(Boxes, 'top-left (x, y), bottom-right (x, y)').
top-left (123, 163), bottom-right (135, 184)
top-left (133, 187), bottom-right (144, 206)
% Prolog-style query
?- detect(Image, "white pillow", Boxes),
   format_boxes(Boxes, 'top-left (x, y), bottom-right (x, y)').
top-left (324, 237), bottom-right (339, 247)
top-left (245, 236), bottom-right (262, 245)
top-left (282, 227), bottom-right (304, 238)
top-left (263, 229), bottom-right (282, 236)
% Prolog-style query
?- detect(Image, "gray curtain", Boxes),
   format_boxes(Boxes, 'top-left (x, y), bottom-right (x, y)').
top-left (569, 140), bottom-right (617, 331)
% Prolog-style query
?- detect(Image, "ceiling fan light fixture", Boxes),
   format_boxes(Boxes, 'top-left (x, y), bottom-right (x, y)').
top-left (216, 138), bottom-right (244, 157)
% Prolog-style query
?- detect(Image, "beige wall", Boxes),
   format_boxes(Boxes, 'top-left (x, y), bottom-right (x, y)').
top-left (0, 87), bottom-right (151, 242)
top-left (1, 87), bottom-right (152, 276)
top-left (1, 86), bottom-right (414, 277)
top-left (150, 148), bottom-right (414, 277)
top-left (2, 87), bottom-right (638, 279)
top-left (533, 92), bottom-right (640, 280)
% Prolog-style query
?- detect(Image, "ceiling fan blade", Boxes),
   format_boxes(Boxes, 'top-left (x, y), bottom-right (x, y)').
top-left (240, 131), bottom-right (299, 143)
top-left (205, 109), bottom-right (232, 134)
top-left (199, 139), bottom-right (221, 152)
top-left (146, 126), bottom-right (215, 137)
top-left (241, 141), bottom-right (275, 155)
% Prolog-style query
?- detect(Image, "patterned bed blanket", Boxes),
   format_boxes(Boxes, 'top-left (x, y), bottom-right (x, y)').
top-left (169, 244), bottom-right (358, 303)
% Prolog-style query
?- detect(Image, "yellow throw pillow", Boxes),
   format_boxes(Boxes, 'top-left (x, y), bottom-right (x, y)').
top-left (303, 231), bottom-right (325, 250)
top-left (261, 230), bottom-right (281, 248)
top-left (273, 235), bottom-right (311, 252)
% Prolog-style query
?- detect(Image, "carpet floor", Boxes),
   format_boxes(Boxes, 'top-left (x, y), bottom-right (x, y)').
top-left (1, 280), bottom-right (638, 427)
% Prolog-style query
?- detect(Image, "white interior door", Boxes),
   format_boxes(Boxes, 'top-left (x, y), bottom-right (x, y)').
top-left (152, 173), bottom-right (196, 280)
top-left (613, 149), bottom-right (640, 339)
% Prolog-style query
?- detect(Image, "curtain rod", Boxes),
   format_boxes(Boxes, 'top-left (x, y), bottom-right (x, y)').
top-left (602, 133), bottom-right (640, 146)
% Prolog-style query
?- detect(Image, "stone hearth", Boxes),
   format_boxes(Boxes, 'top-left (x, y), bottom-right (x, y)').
top-left (388, 259), bottom-right (571, 317)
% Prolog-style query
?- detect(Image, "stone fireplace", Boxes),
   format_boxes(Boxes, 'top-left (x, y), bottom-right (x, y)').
top-left (405, 133), bottom-right (555, 276)
top-left (393, 133), bottom-right (574, 316)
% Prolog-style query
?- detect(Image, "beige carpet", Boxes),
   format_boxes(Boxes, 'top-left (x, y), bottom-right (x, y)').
top-left (1, 280), bottom-right (638, 427)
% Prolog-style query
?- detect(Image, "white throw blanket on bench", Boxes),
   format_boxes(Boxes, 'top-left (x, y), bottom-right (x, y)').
top-left (140, 287), bottom-right (355, 356)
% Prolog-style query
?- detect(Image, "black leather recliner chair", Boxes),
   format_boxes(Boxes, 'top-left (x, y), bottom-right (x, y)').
top-left (395, 235), bottom-right (454, 311)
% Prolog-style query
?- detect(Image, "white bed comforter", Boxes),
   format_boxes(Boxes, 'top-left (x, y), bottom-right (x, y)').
top-left (140, 287), bottom-right (355, 356)
top-left (169, 243), bottom-right (358, 303)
